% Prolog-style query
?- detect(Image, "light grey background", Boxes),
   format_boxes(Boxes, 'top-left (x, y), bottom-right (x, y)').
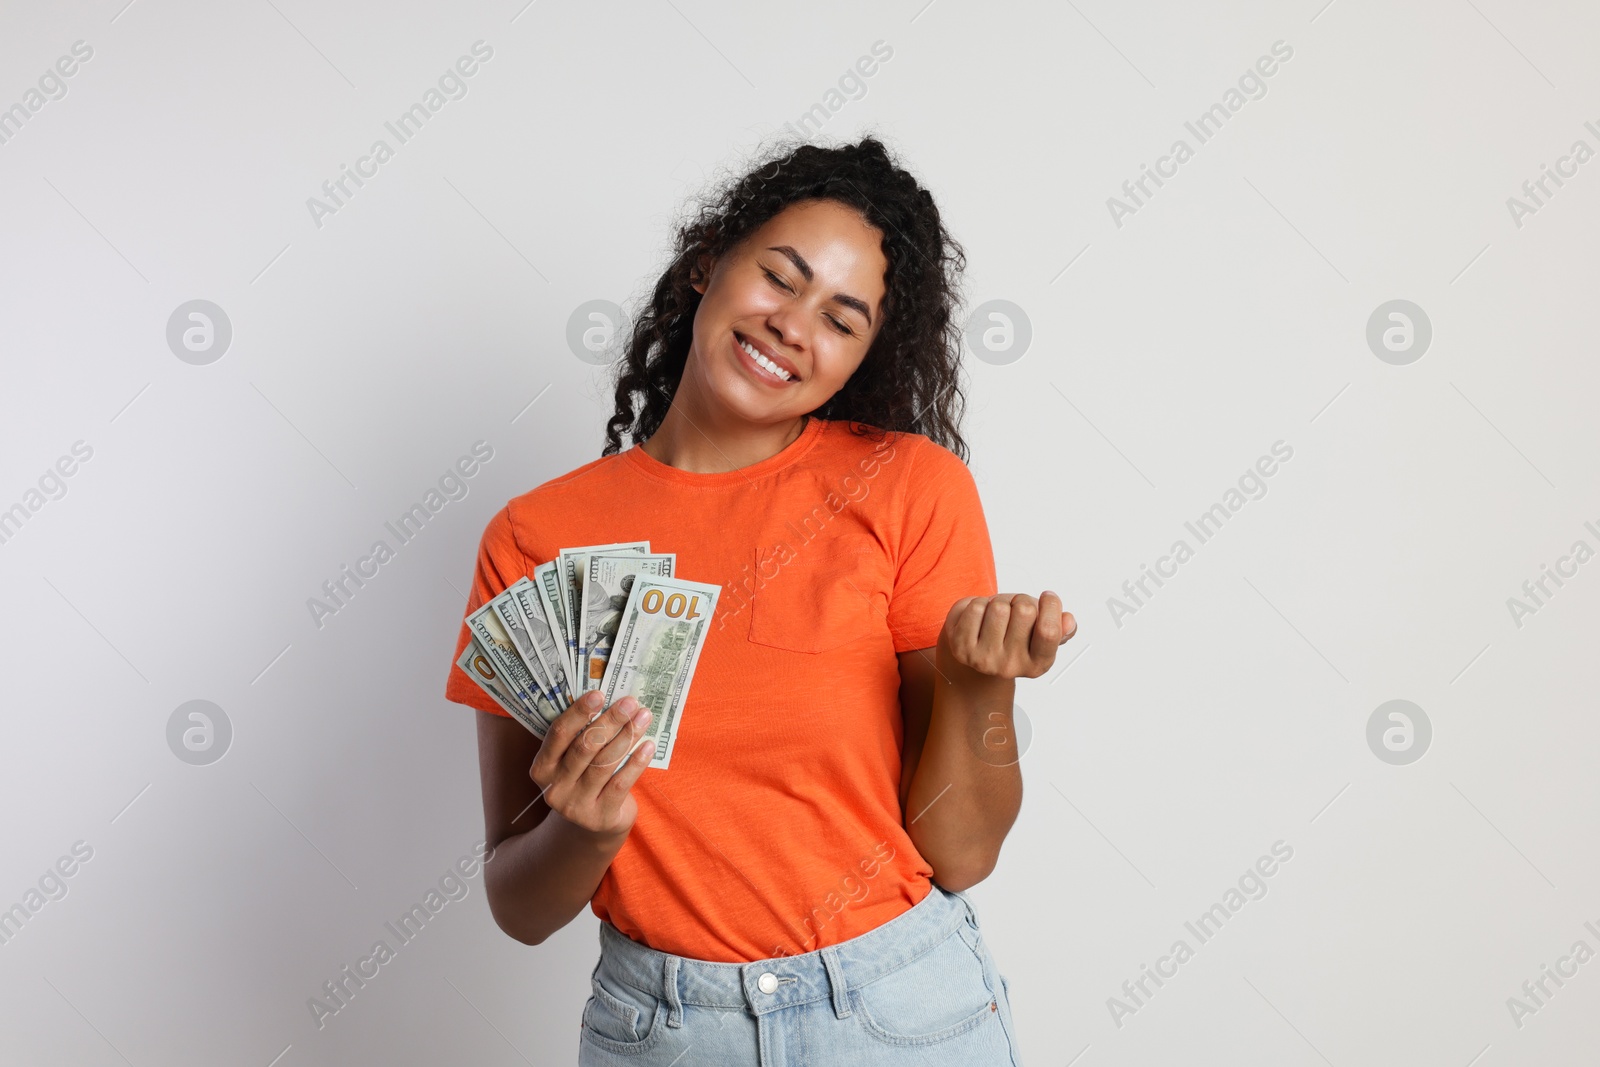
top-left (2, 0), bottom-right (1596, 1064)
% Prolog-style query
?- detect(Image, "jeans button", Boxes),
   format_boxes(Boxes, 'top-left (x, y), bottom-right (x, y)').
top-left (757, 972), bottom-right (778, 994)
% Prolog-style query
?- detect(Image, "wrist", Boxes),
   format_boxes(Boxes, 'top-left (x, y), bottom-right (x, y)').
top-left (549, 810), bottom-right (631, 855)
top-left (934, 639), bottom-right (1016, 696)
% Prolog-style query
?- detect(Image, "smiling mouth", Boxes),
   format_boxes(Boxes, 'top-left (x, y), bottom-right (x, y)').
top-left (735, 333), bottom-right (798, 383)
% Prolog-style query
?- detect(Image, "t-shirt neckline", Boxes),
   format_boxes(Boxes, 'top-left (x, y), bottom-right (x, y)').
top-left (624, 416), bottom-right (827, 487)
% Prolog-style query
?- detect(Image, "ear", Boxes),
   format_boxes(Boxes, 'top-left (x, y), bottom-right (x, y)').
top-left (688, 252), bottom-right (715, 296)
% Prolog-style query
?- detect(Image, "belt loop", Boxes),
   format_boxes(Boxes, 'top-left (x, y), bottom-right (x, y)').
top-left (821, 946), bottom-right (851, 1019)
top-left (593, 924), bottom-right (609, 980)
top-left (662, 955), bottom-right (684, 1028)
top-left (953, 887), bottom-right (980, 931)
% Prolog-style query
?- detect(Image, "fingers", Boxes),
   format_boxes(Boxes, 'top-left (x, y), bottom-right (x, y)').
top-left (953, 595), bottom-right (1036, 667)
top-left (599, 728), bottom-right (657, 800)
top-left (1046, 591), bottom-right (1077, 643)
top-left (585, 700), bottom-right (654, 779)
top-left (945, 592), bottom-right (1077, 678)
top-left (974, 594), bottom-right (1009, 644)
top-left (531, 691), bottom-right (629, 787)
top-left (1024, 592), bottom-right (1055, 665)
top-left (944, 595), bottom-right (982, 637)
top-left (1027, 590), bottom-right (1070, 656)
top-left (1004, 593), bottom-right (1040, 649)
top-left (530, 693), bottom-right (591, 789)
top-left (563, 695), bottom-right (646, 780)
top-left (522, 688), bottom-right (655, 840)
top-left (1005, 594), bottom-right (1065, 679)
top-left (971, 596), bottom-right (1016, 675)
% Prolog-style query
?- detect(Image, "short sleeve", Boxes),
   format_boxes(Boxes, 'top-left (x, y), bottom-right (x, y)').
top-left (886, 440), bottom-right (999, 653)
top-left (444, 505), bottom-right (534, 716)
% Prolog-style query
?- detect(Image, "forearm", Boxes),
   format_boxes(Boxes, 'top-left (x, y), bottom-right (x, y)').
top-left (904, 650), bottom-right (1022, 890)
top-left (485, 811), bottom-right (625, 945)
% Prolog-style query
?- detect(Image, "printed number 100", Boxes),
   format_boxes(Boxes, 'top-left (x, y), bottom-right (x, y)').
top-left (641, 590), bottom-right (703, 620)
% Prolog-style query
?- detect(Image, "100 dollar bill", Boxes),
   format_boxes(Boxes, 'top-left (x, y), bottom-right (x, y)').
top-left (533, 561), bottom-right (575, 687)
top-left (490, 588), bottom-right (558, 707)
top-left (558, 542), bottom-right (648, 675)
top-left (509, 576), bottom-right (575, 708)
top-left (466, 604), bottom-right (556, 730)
top-left (580, 552), bottom-right (676, 692)
top-left (457, 639), bottom-right (548, 736)
top-left (596, 574), bottom-right (721, 770)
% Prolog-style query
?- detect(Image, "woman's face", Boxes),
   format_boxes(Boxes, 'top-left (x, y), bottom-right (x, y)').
top-left (688, 198), bottom-right (887, 425)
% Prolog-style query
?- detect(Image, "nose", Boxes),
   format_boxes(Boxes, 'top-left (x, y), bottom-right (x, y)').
top-left (765, 302), bottom-right (806, 352)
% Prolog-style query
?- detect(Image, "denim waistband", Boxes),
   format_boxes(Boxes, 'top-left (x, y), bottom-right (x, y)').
top-left (595, 882), bottom-right (978, 1023)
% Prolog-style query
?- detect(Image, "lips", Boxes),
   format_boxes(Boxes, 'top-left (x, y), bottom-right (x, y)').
top-left (734, 332), bottom-right (801, 383)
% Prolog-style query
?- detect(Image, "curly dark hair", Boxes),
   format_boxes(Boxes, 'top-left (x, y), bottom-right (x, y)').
top-left (601, 134), bottom-right (972, 462)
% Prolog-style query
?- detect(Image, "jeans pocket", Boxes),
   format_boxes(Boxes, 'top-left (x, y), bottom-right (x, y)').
top-left (853, 923), bottom-right (999, 1046)
top-left (582, 970), bottom-right (665, 1055)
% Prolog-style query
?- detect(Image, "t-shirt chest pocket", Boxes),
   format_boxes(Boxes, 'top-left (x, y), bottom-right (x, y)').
top-left (746, 543), bottom-right (890, 654)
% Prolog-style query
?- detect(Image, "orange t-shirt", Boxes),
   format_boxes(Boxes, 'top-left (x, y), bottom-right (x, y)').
top-left (443, 416), bottom-right (998, 962)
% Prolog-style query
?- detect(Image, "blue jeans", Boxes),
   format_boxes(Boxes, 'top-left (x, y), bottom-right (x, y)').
top-left (577, 881), bottom-right (1024, 1065)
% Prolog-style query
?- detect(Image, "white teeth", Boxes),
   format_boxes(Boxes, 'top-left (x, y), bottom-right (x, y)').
top-left (739, 339), bottom-right (792, 381)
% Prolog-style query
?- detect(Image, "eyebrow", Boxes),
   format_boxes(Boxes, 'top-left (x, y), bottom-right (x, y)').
top-left (766, 245), bottom-right (874, 328)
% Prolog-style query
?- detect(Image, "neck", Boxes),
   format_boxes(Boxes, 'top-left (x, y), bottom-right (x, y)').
top-left (641, 400), bottom-right (810, 475)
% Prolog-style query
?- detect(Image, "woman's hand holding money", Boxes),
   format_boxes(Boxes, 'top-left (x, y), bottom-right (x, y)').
top-left (529, 690), bottom-right (655, 842)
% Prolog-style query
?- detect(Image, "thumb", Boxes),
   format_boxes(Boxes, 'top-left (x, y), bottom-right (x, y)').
top-left (1041, 590), bottom-right (1076, 644)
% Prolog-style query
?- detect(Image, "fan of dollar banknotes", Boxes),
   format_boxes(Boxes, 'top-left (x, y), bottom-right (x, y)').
top-left (456, 541), bottom-right (721, 771)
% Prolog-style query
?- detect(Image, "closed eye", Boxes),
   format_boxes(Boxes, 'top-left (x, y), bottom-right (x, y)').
top-left (763, 269), bottom-right (854, 336)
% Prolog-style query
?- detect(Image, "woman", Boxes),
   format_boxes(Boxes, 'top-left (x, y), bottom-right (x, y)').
top-left (446, 135), bottom-right (1076, 1066)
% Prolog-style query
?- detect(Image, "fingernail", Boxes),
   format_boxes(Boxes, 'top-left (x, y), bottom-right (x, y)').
top-left (1042, 590), bottom-right (1057, 599)
top-left (583, 691), bottom-right (603, 707)
top-left (632, 706), bottom-right (652, 727)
